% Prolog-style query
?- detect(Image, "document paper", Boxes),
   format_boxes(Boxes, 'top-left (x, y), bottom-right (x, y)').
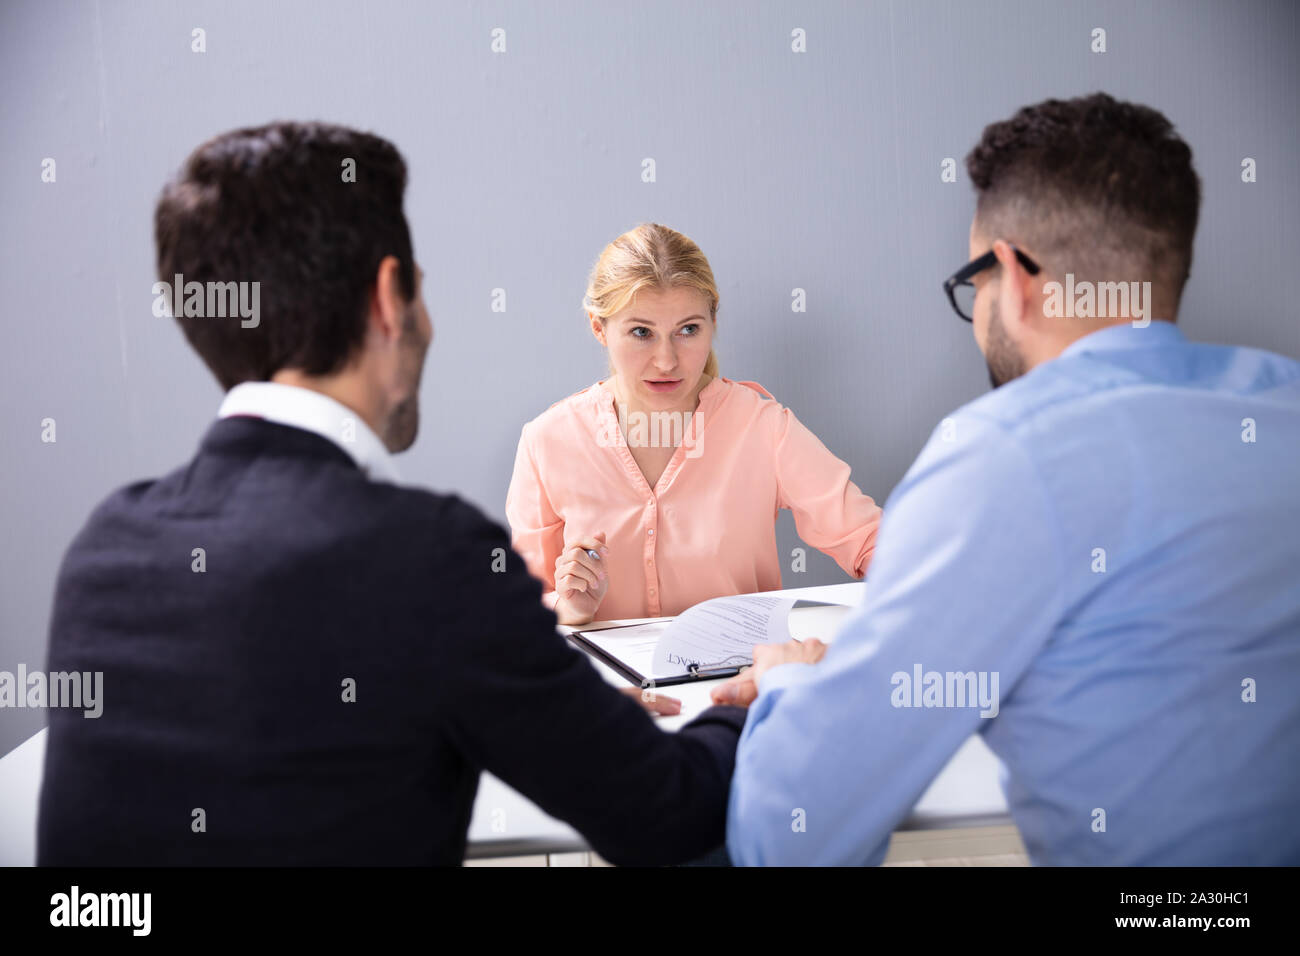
top-left (574, 596), bottom-right (856, 684)
top-left (650, 595), bottom-right (796, 675)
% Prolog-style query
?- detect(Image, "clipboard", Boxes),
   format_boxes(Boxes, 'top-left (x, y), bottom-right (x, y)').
top-left (567, 620), bottom-right (741, 688)
top-left (567, 599), bottom-right (845, 688)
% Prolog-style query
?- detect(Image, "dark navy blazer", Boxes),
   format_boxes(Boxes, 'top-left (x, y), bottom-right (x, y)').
top-left (38, 416), bottom-right (745, 865)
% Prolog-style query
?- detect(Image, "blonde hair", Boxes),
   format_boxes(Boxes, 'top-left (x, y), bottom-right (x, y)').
top-left (583, 222), bottom-right (719, 378)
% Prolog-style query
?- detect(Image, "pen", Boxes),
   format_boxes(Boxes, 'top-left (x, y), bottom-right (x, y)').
top-left (687, 662), bottom-right (748, 678)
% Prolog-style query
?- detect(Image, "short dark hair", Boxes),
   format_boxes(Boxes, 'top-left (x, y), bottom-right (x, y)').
top-left (155, 121), bottom-right (416, 390)
top-left (965, 93), bottom-right (1200, 313)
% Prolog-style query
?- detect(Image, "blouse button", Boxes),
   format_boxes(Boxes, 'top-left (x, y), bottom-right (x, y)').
top-left (647, 528), bottom-right (654, 535)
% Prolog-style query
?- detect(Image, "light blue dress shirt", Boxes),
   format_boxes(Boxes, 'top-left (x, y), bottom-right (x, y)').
top-left (728, 320), bottom-right (1300, 865)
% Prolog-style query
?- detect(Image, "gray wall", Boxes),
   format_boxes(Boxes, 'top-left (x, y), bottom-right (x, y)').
top-left (2, 0), bottom-right (1297, 754)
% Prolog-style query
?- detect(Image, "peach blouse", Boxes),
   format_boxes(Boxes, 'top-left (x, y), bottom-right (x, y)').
top-left (505, 376), bottom-right (882, 621)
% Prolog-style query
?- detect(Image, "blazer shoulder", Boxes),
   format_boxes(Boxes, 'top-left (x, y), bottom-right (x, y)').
top-left (372, 483), bottom-right (506, 542)
top-left (70, 472), bottom-right (172, 545)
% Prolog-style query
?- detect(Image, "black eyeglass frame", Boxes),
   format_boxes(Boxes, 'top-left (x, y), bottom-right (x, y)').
top-left (943, 244), bottom-right (1041, 322)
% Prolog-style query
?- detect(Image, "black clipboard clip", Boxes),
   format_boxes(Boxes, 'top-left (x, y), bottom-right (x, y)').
top-left (685, 659), bottom-right (748, 680)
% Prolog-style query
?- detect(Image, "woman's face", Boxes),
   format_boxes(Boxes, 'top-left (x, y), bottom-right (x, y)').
top-left (593, 286), bottom-right (715, 408)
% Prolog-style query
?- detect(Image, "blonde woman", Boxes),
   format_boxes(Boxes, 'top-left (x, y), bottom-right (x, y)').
top-left (506, 223), bottom-right (882, 626)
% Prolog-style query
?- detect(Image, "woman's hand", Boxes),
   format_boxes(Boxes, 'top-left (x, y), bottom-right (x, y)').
top-left (552, 532), bottom-right (611, 626)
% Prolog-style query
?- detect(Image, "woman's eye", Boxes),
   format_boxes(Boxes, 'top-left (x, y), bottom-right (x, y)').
top-left (630, 327), bottom-right (651, 339)
top-left (679, 324), bottom-right (699, 336)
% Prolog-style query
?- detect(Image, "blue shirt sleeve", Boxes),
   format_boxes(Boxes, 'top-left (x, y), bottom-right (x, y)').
top-left (727, 413), bottom-right (1069, 865)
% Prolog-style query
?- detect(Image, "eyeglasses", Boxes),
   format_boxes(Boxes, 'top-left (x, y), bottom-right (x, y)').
top-left (943, 244), bottom-right (1041, 322)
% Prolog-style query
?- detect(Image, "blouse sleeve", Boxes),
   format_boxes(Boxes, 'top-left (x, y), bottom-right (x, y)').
top-left (769, 401), bottom-right (882, 579)
top-left (504, 423), bottom-right (566, 598)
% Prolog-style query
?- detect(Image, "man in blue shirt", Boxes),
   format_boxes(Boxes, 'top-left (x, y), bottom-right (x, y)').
top-left (716, 93), bottom-right (1300, 865)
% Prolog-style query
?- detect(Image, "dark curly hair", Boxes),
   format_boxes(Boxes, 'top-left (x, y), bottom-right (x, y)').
top-left (965, 93), bottom-right (1201, 317)
top-left (155, 121), bottom-right (416, 390)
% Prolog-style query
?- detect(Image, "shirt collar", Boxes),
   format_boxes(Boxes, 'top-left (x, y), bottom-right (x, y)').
top-left (218, 381), bottom-right (401, 484)
top-left (1060, 319), bottom-right (1185, 359)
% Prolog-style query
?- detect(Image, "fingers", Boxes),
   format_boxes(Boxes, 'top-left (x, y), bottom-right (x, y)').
top-left (762, 637), bottom-right (827, 666)
top-left (643, 694), bottom-right (682, 716)
top-left (571, 534), bottom-right (609, 559)
top-left (800, 637), bottom-right (828, 663)
top-left (739, 638), bottom-right (829, 698)
top-left (710, 672), bottom-right (758, 708)
top-left (555, 535), bottom-right (609, 593)
top-left (556, 559), bottom-right (598, 594)
top-left (619, 685), bottom-right (682, 717)
top-left (706, 639), bottom-right (833, 709)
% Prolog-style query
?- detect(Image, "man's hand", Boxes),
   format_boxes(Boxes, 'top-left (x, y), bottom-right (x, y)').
top-left (620, 685), bottom-right (682, 717)
top-left (709, 637), bottom-right (827, 708)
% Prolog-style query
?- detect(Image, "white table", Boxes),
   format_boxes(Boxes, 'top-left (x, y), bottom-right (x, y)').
top-left (467, 582), bottom-right (1012, 858)
top-left (0, 582), bottom-right (1012, 865)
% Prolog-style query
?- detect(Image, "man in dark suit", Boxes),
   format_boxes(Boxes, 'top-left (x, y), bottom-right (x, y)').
top-left (36, 122), bottom-right (817, 866)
